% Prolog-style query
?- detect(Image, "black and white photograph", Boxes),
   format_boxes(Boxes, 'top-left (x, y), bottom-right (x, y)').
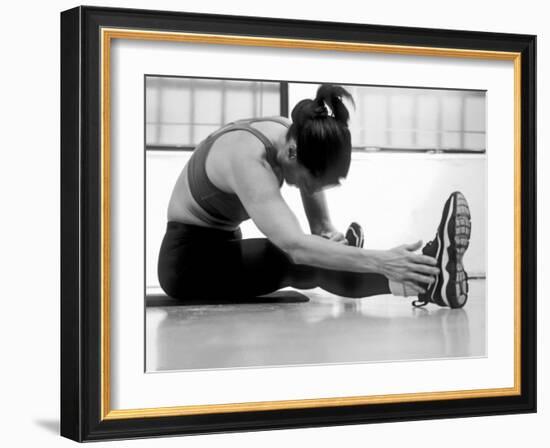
top-left (145, 77), bottom-right (486, 372)
top-left (55, 4), bottom-right (538, 443)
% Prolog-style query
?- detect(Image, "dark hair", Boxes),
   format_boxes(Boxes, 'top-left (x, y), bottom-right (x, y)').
top-left (287, 84), bottom-right (355, 182)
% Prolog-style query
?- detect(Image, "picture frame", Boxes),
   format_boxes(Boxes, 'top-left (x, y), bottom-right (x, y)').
top-left (60, 5), bottom-right (536, 442)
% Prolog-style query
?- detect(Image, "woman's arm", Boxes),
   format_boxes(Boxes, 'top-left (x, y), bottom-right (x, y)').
top-left (227, 141), bottom-right (439, 290)
top-left (300, 188), bottom-right (346, 243)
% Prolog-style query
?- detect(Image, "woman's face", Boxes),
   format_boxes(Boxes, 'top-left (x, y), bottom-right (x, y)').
top-left (284, 159), bottom-right (341, 195)
top-left (280, 139), bottom-right (341, 194)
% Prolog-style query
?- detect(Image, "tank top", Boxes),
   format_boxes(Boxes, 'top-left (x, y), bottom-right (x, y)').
top-left (185, 116), bottom-right (291, 229)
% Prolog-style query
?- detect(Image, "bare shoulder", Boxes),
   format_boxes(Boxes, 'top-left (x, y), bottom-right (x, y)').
top-left (226, 132), bottom-right (274, 177)
top-left (207, 130), bottom-right (275, 193)
top-left (276, 116), bottom-right (292, 127)
top-left (210, 128), bottom-right (266, 159)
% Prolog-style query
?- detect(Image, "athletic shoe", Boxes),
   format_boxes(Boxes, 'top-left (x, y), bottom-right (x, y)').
top-left (346, 222), bottom-right (364, 248)
top-left (412, 191), bottom-right (471, 309)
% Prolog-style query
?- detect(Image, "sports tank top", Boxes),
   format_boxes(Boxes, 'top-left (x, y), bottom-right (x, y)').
top-left (185, 116), bottom-right (290, 228)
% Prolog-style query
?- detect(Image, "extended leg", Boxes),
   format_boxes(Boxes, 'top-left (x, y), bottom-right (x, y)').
top-left (210, 237), bottom-right (391, 299)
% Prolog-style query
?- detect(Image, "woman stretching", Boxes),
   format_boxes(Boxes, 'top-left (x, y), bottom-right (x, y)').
top-left (158, 84), bottom-right (471, 309)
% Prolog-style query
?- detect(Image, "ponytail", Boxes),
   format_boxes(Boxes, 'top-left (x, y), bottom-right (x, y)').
top-left (314, 84), bottom-right (355, 124)
top-left (287, 84), bottom-right (355, 180)
top-left (291, 84), bottom-right (355, 126)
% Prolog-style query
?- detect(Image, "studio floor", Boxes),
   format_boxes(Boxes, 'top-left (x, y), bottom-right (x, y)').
top-left (145, 279), bottom-right (486, 372)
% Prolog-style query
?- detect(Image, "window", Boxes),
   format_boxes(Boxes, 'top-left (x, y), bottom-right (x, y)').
top-left (146, 77), bottom-right (283, 150)
top-left (346, 85), bottom-right (486, 153)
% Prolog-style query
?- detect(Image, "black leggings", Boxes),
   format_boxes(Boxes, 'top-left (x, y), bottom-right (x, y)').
top-left (157, 221), bottom-right (390, 301)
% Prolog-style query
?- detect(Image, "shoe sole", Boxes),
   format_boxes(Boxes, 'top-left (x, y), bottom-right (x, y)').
top-left (440, 192), bottom-right (471, 308)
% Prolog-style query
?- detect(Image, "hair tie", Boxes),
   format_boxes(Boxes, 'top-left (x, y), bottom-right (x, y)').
top-left (313, 105), bottom-right (328, 119)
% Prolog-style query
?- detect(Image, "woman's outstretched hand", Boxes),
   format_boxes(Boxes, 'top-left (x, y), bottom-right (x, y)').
top-left (377, 240), bottom-right (439, 293)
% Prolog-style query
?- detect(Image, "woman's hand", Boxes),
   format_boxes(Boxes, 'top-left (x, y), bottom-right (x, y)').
top-left (319, 229), bottom-right (348, 245)
top-left (376, 240), bottom-right (439, 292)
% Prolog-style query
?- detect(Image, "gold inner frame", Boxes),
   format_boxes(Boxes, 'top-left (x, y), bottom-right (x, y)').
top-left (100, 28), bottom-right (522, 421)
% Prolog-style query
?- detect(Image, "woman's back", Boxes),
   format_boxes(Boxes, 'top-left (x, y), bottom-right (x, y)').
top-left (167, 117), bottom-right (290, 230)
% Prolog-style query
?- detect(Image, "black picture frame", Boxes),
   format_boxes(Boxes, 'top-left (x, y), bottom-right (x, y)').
top-left (60, 5), bottom-right (536, 442)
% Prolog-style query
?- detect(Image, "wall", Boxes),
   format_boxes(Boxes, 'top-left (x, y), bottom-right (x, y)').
top-left (146, 152), bottom-right (486, 288)
top-left (1, 1), bottom-right (546, 447)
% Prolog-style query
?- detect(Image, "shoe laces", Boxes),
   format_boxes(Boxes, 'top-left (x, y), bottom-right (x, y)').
top-left (411, 298), bottom-right (429, 308)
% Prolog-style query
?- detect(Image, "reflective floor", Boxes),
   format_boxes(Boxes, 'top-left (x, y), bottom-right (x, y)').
top-left (146, 279), bottom-right (486, 372)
